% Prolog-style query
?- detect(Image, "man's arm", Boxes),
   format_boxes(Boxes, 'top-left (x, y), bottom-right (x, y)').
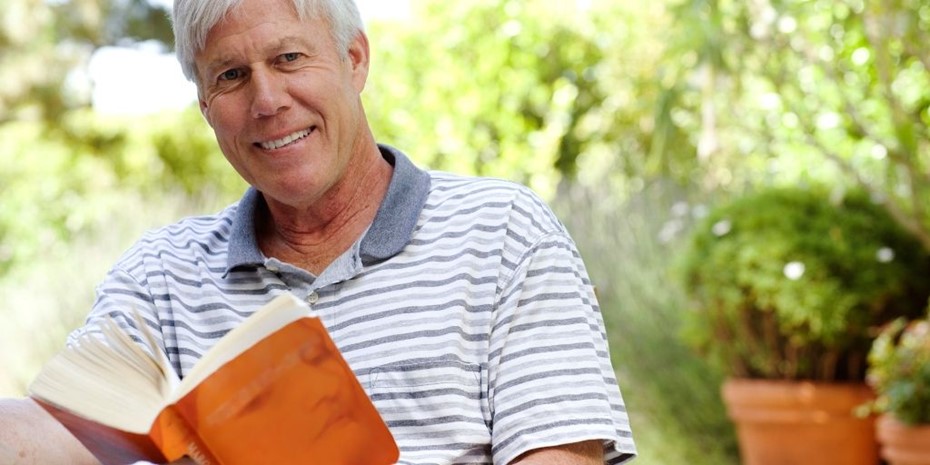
top-left (511, 440), bottom-right (604, 465)
top-left (0, 397), bottom-right (99, 465)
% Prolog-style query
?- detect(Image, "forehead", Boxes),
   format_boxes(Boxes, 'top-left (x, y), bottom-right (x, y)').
top-left (205, 0), bottom-right (305, 47)
top-left (194, 0), bottom-right (331, 73)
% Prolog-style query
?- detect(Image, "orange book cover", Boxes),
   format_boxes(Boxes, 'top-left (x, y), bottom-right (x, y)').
top-left (30, 295), bottom-right (399, 465)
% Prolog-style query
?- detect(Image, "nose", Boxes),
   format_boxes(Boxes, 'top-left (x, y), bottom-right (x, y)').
top-left (249, 68), bottom-right (290, 118)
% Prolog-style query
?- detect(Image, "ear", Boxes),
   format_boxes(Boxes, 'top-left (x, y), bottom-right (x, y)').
top-left (199, 98), bottom-right (213, 126)
top-left (347, 31), bottom-right (371, 93)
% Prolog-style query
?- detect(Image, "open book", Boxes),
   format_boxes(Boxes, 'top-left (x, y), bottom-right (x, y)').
top-left (28, 293), bottom-right (399, 465)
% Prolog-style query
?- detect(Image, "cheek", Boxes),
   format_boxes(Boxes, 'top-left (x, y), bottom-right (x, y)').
top-left (206, 108), bottom-right (241, 140)
top-left (203, 92), bottom-right (244, 128)
top-left (206, 118), bottom-right (247, 162)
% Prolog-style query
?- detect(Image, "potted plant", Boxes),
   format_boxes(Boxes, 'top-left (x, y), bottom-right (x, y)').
top-left (866, 310), bottom-right (930, 465)
top-left (678, 185), bottom-right (930, 465)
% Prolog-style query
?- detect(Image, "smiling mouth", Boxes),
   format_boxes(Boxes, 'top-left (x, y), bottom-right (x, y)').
top-left (256, 127), bottom-right (314, 150)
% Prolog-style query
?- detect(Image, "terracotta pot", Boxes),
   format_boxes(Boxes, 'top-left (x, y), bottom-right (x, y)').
top-left (876, 414), bottom-right (930, 465)
top-left (721, 378), bottom-right (878, 465)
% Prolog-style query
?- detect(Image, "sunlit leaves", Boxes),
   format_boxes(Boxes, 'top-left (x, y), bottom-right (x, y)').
top-left (364, 0), bottom-right (683, 197)
top-left (669, 0), bottom-right (930, 249)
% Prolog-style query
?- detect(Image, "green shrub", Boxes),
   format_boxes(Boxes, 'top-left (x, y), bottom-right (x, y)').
top-left (679, 186), bottom-right (930, 381)
top-left (867, 310), bottom-right (930, 425)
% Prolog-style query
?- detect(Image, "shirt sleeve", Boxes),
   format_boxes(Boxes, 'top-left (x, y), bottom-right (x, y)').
top-left (487, 230), bottom-right (636, 465)
top-left (66, 253), bottom-right (171, 371)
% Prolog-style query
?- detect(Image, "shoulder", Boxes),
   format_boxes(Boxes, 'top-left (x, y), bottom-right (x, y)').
top-left (424, 171), bottom-right (566, 236)
top-left (113, 201), bottom-right (240, 269)
top-left (426, 170), bottom-right (540, 203)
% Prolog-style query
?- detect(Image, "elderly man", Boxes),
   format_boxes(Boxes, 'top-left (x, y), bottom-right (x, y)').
top-left (0, 0), bottom-right (636, 463)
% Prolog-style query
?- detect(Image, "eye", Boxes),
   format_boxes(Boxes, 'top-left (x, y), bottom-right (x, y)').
top-left (219, 68), bottom-right (243, 81)
top-left (281, 52), bottom-right (300, 62)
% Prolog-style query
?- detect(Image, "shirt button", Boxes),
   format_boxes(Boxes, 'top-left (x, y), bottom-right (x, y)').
top-left (306, 292), bottom-right (319, 305)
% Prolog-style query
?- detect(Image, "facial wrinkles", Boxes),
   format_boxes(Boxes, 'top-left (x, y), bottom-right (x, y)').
top-left (195, 4), bottom-right (361, 160)
top-left (199, 30), bottom-right (340, 115)
top-left (197, 13), bottom-right (279, 98)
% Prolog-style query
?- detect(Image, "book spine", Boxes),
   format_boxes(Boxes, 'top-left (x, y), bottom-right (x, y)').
top-left (33, 398), bottom-right (169, 465)
top-left (151, 406), bottom-right (222, 465)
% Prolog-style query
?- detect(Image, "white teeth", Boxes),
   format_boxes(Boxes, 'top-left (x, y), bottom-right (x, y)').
top-left (259, 128), bottom-right (312, 150)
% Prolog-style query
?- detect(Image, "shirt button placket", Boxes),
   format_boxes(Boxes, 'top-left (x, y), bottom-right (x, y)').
top-left (305, 291), bottom-right (319, 305)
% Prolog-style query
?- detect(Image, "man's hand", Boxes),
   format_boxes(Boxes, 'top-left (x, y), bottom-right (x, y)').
top-left (510, 439), bottom-right (604, 464)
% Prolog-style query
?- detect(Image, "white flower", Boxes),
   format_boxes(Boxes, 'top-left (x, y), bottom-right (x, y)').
top-left (876, 247), bottom-right (895, 263)
top-left (784, 261), bottom-right (806, 280)
top-left (712, 219), bottom-right (732, 237)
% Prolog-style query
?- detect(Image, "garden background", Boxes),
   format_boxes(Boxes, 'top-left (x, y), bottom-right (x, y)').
top-left (2, 1), bottom-right (929, 464)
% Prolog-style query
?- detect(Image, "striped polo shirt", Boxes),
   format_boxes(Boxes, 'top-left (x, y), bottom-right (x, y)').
top-left (74, 145), bottom-right (636, 464)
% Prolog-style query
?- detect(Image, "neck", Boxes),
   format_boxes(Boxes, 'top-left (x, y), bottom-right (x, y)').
top-left (258, 143), bottom-right (393, 274)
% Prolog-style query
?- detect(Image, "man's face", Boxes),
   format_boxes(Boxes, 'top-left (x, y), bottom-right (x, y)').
top-left (195, 0), bottom-right (370, 210)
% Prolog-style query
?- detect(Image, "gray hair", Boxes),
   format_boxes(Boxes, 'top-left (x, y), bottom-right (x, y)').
top-left (172, 0), bottom-right (364, 83)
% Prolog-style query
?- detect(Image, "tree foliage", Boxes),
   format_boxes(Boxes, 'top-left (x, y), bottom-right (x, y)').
top-left (667, 0), bottom-right (930, 250)
top-left (365, 0), bottom-right (692, 197)
top-left (0, 0), bottom-right (171, 124)
top-left (0, 107), bottom-right (242, 274)
top-left (0, 0), bottom-right (233, 274)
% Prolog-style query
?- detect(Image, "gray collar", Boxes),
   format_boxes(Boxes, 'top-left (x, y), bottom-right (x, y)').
top-left (224, 144), bottom-right (430, 275)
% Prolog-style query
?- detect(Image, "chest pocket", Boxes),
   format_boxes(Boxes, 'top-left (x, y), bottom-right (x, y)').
top-left (367, 360), bottom-right (491, 454)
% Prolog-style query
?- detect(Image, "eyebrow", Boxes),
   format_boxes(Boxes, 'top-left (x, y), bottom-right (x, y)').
top-left (270, 35), bottom-right (319, 55)
top-left (200, 35), bottom-right (319, 78)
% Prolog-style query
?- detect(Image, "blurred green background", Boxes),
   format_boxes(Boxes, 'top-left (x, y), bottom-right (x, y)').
top-left (3, 1), bottom-right (930, 464)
